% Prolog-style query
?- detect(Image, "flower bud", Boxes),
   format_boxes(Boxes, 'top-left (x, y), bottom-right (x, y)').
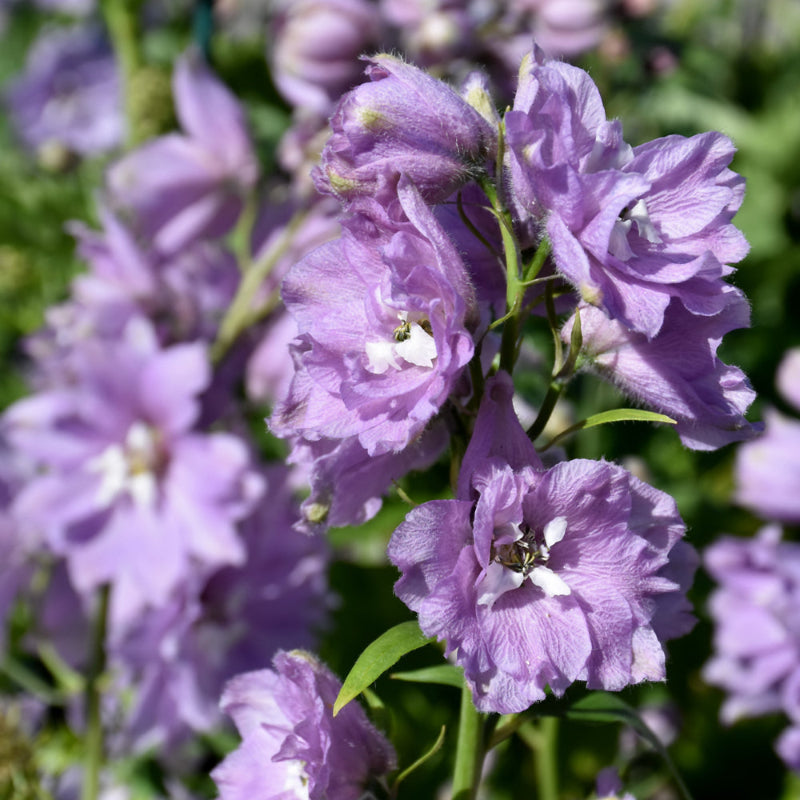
top-left (315, 54), bottom-right (498, 205)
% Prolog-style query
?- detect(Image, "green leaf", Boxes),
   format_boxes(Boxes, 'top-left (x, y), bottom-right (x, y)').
top-left (563, 692), bottom-right (693, 800)
top-left (391, 664), bottom-right (465, 689)
top-left (541, 408), bottom-right (676, 451)
top-left (333, 621), bottom-right (433, 716)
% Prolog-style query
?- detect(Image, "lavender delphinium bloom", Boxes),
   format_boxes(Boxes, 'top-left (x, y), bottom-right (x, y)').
top-left (272, 177), bottom-right (476, 457)
top-left (736, 347), bottom-right (800, 521)
top-left (107, 51), bottom-right (258, 255)
top-left (5, 24), bottom-right (123, 158)
top-left (212, 650), bottom-right (396, 800)
top-left (4, 318), bottom-right (262, 631)
top-left (314, 54), bottom-right (497, 205)
top-left (506, 47), bottom-right (749, 339)
top-left (388, 373), bottom-right (695, 713)
top-left (563, 290), bottom-right (760, 451)
top-left (269, 0), bottom-right (381, 116)
top-left (703, 526), bottom-right (800, 773)
top-left (110, 467), bottom-right (330, 750)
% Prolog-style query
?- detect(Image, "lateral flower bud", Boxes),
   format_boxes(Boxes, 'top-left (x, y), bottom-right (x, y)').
top-left (314, 53), bottom-right (498, 205)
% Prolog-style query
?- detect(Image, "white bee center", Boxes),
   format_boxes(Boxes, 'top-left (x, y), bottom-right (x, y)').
top-left (477, 516), bottom-right (571, 610)
top-left (88, 421), bottom-right (161, 509)
top-left (366, 310), bottom-right (437, 374)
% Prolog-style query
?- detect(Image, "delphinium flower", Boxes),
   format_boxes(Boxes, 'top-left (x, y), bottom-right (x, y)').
top-left (212, 650), bottom-right (396, 800)
top-left (268, 0), bottom-right (381, 118)
top-left (4, 317), bottom-right (262, 632)
top-left (562, 290), bottom-right (760, 450)
top-left (506, 47), bottom-right (749, 340)
top-left (379, 0), bottom-right (478, 68)
top-left (388, 373), bottom-right (696, 713)
top-left (42, 207), bottom-right (238, 358)
top-left (703, 526), bottom-right (800, 772)
top-left (314, 53), bottom-right (497, 206)
top-left (5, 24), bottom-right (123, 159)
top-left (106, 50), bottom-right (258, 256)
top-left (271, 177), bottom-right (477, 458)
top-left (109, 467), bottom-right (331, 750)
top-left (736, 347), bottom-right (800, 521)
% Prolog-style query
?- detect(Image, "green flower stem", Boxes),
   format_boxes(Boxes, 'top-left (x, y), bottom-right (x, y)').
top-left (210, 206), bottom-right (308, 364)
top-left (100, 0), bottom-right (144, 147)
top-left (526, 378), bottom-right (565, 442)
top-left (452, 684), bottom-right (486, 800)
top-left (519, 717), bottom-right (559, 800)
top-left (81, 585), bottom-right (110, 800)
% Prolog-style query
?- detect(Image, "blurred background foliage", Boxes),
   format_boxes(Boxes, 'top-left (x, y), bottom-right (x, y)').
top-left (1, 0), bottom-right (800, 798)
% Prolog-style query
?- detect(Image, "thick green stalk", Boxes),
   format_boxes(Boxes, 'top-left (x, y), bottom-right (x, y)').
top-left (518, 717), bottom-right (559, 800)
top-left (452, 684), bottom-right (485, 800)
top-left (100, 0), bottom-right (144, 147)
top-left (211, 207), bottom-right (308, 363)
top-left (81, 586), bottom-right (110, 800)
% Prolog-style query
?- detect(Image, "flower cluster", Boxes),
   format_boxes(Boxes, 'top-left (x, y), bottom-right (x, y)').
top-left (702, 346), bottom-right (800, 774)
top-left (704, 527), bottom-right (800, 772)
top-left (0, 0), bottom-right (761, 795)
top-left (0, 52), bottom-right (333, 759)
top-left (250, 30), bottom-right (757, 723)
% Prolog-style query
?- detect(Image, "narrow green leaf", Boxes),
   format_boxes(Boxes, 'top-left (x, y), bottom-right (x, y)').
top-left (393, 726), bottom-right (447, 788)
top-left (391, 664), bottom-right (465, 688)
top-left (564, 692), bottom-right (693, 800)
top-left (333, 621), bottom-right (433, 716)
top-left (541, 408), bottom-right (677, 451)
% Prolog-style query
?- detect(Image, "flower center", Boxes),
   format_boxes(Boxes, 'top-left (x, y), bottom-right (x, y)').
top-left (477, 516), bottom-right (571, 610)
top-left (88, 421), bottom-right (163, 509)
top-left (494, 524), bottom-right (552, 577)
top-left (608, 198), bottom-right (662, 261)
top-left (365, 310), bottom-right (437, 374)
top-left (282, 759), bottom-right (311, 799)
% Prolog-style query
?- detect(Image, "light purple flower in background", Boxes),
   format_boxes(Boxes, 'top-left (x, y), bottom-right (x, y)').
top-left (269, 0), bottom-right (381, 116)
top-left (314, 54), bottom-right (497, 205)
top-left (5, 24), bottom-right (123, 157)
top-left (777, 348), bottom-right (800, 411)
top-left (736, 347), bottom-right (800, 520)
top-left (594, 767), bottom-right (636, 800)
top-left (736, 410), bottom-right (800, 522)
top-left (0, 443), bottom-right (34, 650)
top-left (778, 726), bottom-right (800, 772)
top-left (71, 208), bottom-right (238, 340)
top-left (110, 468), bottom-right (330, 750)
top-left (107, 51), bottom-right (257, 255)
top-left (380, 0), bottom-right (477, 68)
top-left (212, 650), bottom-right (396, 800)
top-left (388, 373), bottom-right (694, 713)
top-left (4, 318), bottom-right (262, 631)
top-left (564, 288), bottom-right (760, 451)
top-left (703, 526), bottom-right (800, 773)
top-left (506, 48), bottom-right (748, 339)
top-left (272, 178), bottom-right (476, 457)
